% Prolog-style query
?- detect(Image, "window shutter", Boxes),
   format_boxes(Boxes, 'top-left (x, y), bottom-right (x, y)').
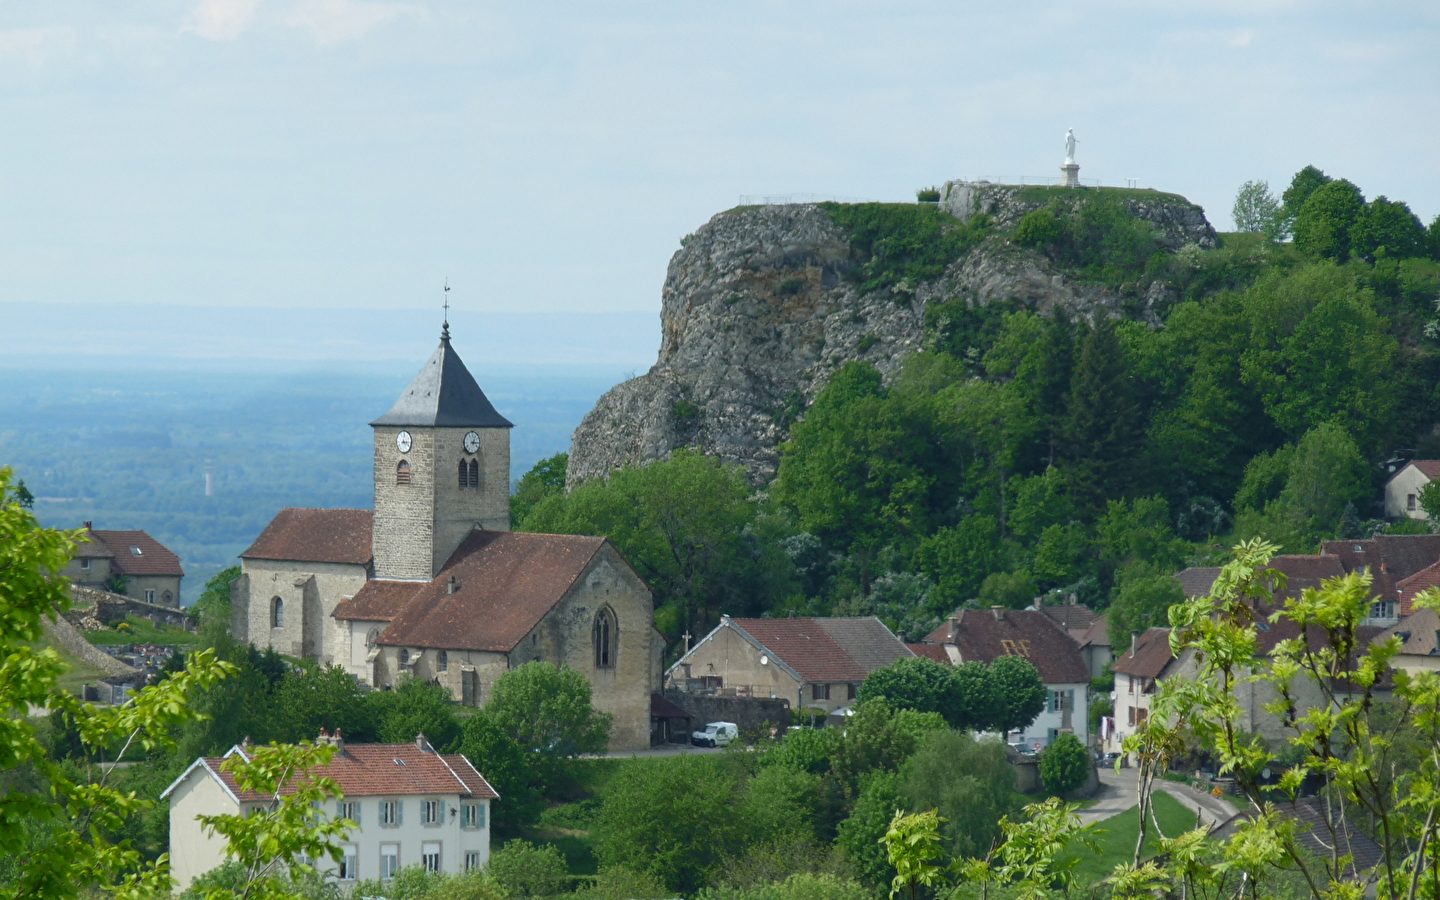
top-left (1067, 689), bottom-right (1074, 711)
top-left (354, 801), bottom-right (361, 826)
top-left (478, 803), bottom-right (486, 829)
top-left (397, 800), bottom-right (404, 825)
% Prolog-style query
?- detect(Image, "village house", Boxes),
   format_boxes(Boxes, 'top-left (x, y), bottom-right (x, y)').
top-left (664, 616), bottom-right (914, 716)
top-left (1383, 459), bottom-right (1440, 520)
top-left (161, 732), bottom-right (496, 893)
top-left (60, 524), bottom-right (184, 607)
top-left (229, 325), bottom-right (664, 751)
top-left (1102, 627), bottom-right (1175, 756)
top-left (1376, 607), bottom-right (1440, 675)
top-left (1039, 604), bottom-right (1112, 679)
top-left (922, 607), bottom-right (1091, 751)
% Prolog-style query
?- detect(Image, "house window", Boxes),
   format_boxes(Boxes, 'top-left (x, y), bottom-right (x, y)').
top-left (380, 800), bottom-right (400, 826)
top-left (130, 546), bottom-right (143, 556)
top-left (461, 802), bottom-right (485, 829)
top-left (80, 558), bottom-right (90, 570)
top-left (338, 845), bottom-right (358, 880)
top-left (1127, 706), bottom-right (1136, 726)
top-left (271, 597), bottom-right (284, 629)
top-left (593, 606), bottom-right (617, 668)
top-left (337, 800), bottom-right (359, 824)
top-left (465, 851), bottom-right (481, 872)
top-left (380, 844), bottom-right (399, 879)
top-left (847, 683), bottom-right (857, 701)
top-left (422, 842), bottom-right (441, 873)
top-left (161, 590), bottom-right (173, 605)
top-left (1408, 493), bottom-right (1418, 511)
top-left (1371, 599), bottom-right (1397, 619)
top-left (437, 650), bottom-right (449, 672)
top-left (396, 460), bottom-right (411, 485)
top-left (422, 799), bottom-right (441, 826)
top-left (1136, 708), bottom-right (1148, 725)
top-left (1049, 690), bottom-right (1067, 713)
top-left (145, 589), bottom-right (156, 603)
top-left (468, 459), bottom-right (480, 489)
top-left (812, 683), bottom-right (830, 701)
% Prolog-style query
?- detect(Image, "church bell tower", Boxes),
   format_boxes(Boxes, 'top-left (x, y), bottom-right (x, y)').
top-left (370, 323), bottom-right (513, 581)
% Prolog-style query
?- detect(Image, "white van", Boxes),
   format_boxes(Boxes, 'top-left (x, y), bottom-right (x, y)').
top-left (691, 721), bottom-right (738, 747)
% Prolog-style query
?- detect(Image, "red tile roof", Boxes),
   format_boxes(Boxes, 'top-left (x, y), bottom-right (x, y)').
top-left (727, 617), bottom-right (913, 683)
top-left (1376, 607), bottom-right (1440, 658)
top-left (187, 741), bottom-right (496, 801)
top-left (83, 529), bottom-right (184, 577)
top-left (1395, 560), bottom-right (1440, 615)
top-left (378, 531), bottom-right (610, 652)
top-left (1039, 605), bottom-right (1099, 632)
top-left (1174, 567), bottom-right (1221, 598)
top-left (1403, 460), bottom-right (1440, 480)
top-left (241, 508), bottom-right (373, 566)
top-left (908, 643), bottom-right (952, 664)
top-left (333, 580), bottom-right (421, 622)
top-left (1076, 614), bottom-right (1110, 649)
top-left (1321, 534), bottom-right (1440, 585)
top-left (923, 608), bottom-right (1089, 684)
top-left (1112, 627), bottom-right (1174, 678)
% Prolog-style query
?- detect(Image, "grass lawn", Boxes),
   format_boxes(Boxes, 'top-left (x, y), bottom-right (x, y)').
top-left (84, 615), bottom-right (201, 646)
top-left (22, 636), bottom-right (113, 697)
top-left (1059, 791), bottom-right (1202, 885)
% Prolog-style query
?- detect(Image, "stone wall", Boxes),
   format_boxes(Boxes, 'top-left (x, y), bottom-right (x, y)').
top-left (662, 691), bottom-right (791, 738)
top-left (373, 425), bottom-right (441, 581)
top-left (69, 584), bottom-right (195, 632)
top-left (236, 559), bottom-right (368, 663)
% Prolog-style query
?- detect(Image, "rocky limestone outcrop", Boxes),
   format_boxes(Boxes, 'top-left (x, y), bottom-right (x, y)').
top-left (567, 196), bottom-right (1213, 487)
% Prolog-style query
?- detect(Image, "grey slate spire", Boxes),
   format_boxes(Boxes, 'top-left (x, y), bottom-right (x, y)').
top-left (370, 328), bottom-right (513, 428)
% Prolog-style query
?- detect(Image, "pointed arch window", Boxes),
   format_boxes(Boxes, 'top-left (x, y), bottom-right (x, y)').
top-left (437, 650), bottom-right (449, 672)
top-left (396, 460), bottom-right (411, 486)
top-left (458, 459), bottom-right (468, 489)
top-left (593, 606), bottom-right (617, 669)
top-left (468, 459), bottom-right (480, 489)
top-left (271, 597), bottom-right (284, 629)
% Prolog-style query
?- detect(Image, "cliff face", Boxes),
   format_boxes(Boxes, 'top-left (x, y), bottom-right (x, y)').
top-left (567, 190), bottom-right (1215, 488)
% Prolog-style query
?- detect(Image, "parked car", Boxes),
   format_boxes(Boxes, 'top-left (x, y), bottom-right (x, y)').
top-left (692, 721), bottom-right (738, 747)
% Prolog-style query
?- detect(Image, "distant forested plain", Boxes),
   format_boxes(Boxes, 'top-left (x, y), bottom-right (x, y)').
top-left (0, 366), bottom-right (619, 604)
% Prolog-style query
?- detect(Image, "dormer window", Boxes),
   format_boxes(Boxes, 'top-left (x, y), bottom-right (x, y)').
top-left (396, 460), bottom-right (411, 486)
top-left (130, 546), bottom-right (143, 556)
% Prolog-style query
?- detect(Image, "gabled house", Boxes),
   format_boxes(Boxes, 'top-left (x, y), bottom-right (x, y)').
top-left (1375, 607), bottom-right (1440, 675)
top-left (922, 607), bottom-right (1091, 750)
top-left (1320, 533), bottom-right (1440, 621)
top-left (1383, 460), bottom-right (1440, 520)
top-left (161, 732), bottom-right (496, 892)
top-left (1103, 627), bottom-right (1175, 755)
top-left (61, 523), bottom-right (184, 607)
top-left (665, 616), bottom-right (914, 715)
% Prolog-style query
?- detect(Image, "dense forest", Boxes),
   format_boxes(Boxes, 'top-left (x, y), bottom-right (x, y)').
top-left (519, 166), bottom-right (1440, 653)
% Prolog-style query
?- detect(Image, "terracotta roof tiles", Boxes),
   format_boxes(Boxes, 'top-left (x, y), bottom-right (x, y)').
top-left (1112, 627), bottom-right (1174, 678)
top-left (241, 508), bottom-right (373, 566)
top-left (1404, 460), bottom-right (1440, 480)
top-left (1174, 567), bottom-right (1221, 598)
top-left (923, 608), bottom-right (1089, 684)
top-left (83, 530), bottom-right (184, 577)
top-left (333, 580), bottom-right (422, 622)
top-left (907, 643), bottom-right (952, 664)
top-left (726, 617), bottom-right (913, 683)
top-left (1376, 607), bottom-right (1440, 658)
top-left (378, 531), bottom-right (609, 652)
top-left (187, 741), bottom-right (497, 802)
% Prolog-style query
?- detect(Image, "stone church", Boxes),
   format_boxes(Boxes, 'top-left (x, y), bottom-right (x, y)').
top-left (231, 325), bottom-right (662, 750)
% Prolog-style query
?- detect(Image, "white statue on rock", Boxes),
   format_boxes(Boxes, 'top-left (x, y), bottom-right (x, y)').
top-left (1064, 128), bottom-right (1078, 164)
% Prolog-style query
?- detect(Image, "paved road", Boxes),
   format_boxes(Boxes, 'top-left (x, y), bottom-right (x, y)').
top-left (585, 743), bottom-right (723, 759)
top-left (1077, 766), bottom-right (1240, 829)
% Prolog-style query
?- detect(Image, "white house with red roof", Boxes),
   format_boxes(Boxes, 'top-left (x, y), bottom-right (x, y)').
top-left (161, 732), bottom-right (496, 892)
top-left (664, 616), bottom-right (914, 715)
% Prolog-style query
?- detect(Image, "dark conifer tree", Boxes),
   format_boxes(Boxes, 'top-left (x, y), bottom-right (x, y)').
top-left (1060, 318), bottom-right (1141, 512)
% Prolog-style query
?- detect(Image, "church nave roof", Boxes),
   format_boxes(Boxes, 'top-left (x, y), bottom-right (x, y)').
top-left (240, 508), bottom-right (373, 566)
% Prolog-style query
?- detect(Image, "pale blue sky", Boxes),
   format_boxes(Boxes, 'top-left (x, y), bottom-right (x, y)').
top-left (1, 0), bottom-right (1435, 320)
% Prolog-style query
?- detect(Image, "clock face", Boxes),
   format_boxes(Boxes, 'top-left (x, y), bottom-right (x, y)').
top-left (463, 431), bottom-right (481, 454)
top-left (396, 431), bottom-right (412, 453)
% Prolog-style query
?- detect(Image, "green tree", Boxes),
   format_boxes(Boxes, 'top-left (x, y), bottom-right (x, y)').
top-left (455, 711), bottom-right (541, 834)
top-left (836, 771), bottom-right (905, 890)
top-left (949, 660), bottom-right (1001, 731)
top-left (193, 565), bottom-right (240, 646)
top-left (978, 569), bottom-right (1040, 610)
top-left (1232, 180), bottom-right (1279, 234)
top-left (829, 700), bottom-right (947, 799)
top-left (1005, 467), bottom-right (1075, 541)
top-left (271, 662), bottom-right (372, 744)
top-left (1417, 479), bottom-right (1440, 522)
top-left (856, 657), bottom-right (956, 718)
top-left (881, 809), bottom-right (946, 900)
top-left (912, 515), bottom-right (1003, 612)
top-left (1038, 732), bottom-right (1089, 796)
top-left (593, 754), bottom-right (741, 894)
top-left (510, 452), bottom-right (567, 527)
top-left (988, 656), bottom-right (1047, 734)
top-left (1235, 422), bottom-right (1370, 550)
top-left (525, 449), bottom-right (761, 636)
top-left (1061, 318), bottom-right (1142, 511)
top-left (1233, 444), bottom-right (1296, 513)
top-left (1030, 523), bottom-right (1091, 590)
top-left (365, 677), bottom-right (461, 749)
top-left (984, 311), bottom-right (1074, 464)
top-left (0, 467), bottom-right (235, 899)
top-left (1106, 563), bottom-right (1185, 651)
top-left (900, 730), bottom-right (1019, 859)
top-left (1276, 165), bottom-right (1332, 239)
top-left (485, 839), bottom-right (571, 899)
top-left (738, 764), bottom-right (822, 845)
top-left (1352, 196), bottom-right (1428, 261)
top-left (483, 660), bottom-right (612, 790)
top-left (1429, 214), bottom-right (1440, 260)
top-left (1293, 179), bottom-right (1365, 261)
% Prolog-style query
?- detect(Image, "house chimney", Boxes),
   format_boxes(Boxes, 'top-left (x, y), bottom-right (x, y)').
top-left (1131, 631), bottom-right (1139, 656)
top-left (332, 728), bottom-right (344, 753)
top-left (447, 576), bottom-right (459, 595)
top-left (416, 732), bottom-right (432, 753)
top-left (83, 521), bottom-right (92, 530)
top-left (992, 606), bottom-right (1005, 621)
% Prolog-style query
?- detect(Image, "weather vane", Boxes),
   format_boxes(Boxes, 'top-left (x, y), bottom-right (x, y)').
top-left (441, 278), bottom-right (452, 340)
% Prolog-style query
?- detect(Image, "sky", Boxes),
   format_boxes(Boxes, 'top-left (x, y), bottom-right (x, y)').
top-left (0, 0), bottom-right (1436, 336)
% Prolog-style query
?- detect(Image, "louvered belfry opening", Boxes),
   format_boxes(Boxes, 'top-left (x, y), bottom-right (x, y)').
top-left (468, 459), bottom-right (479, 489)
top-left (457, 459), bottom-right (468, 489)
top-left (396, 460), bottom-right (411, 485)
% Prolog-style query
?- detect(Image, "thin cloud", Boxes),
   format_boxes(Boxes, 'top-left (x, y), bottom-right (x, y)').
top-left (0, 27), bottom-right (77, 64)
top-left (285, 0), bottom-right (411, 44)
top-left (182, 0), bottom-right (264, 41)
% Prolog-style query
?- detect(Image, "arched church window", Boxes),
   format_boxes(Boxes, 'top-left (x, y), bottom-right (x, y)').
top-left (399, 648), bottom-right (410, 666)
top-left (593, 606), bottom-right (617, 669)
top-left (468, 459), bottom-right (480, 489)
top-left (271, 597), bottom-right (284, 629)
top-left (458, 459), bottom-right (468, 489)
top-left (437, 650), bottom-right (449, 672)
top-left (396, 460), bottom-right (411, 485)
